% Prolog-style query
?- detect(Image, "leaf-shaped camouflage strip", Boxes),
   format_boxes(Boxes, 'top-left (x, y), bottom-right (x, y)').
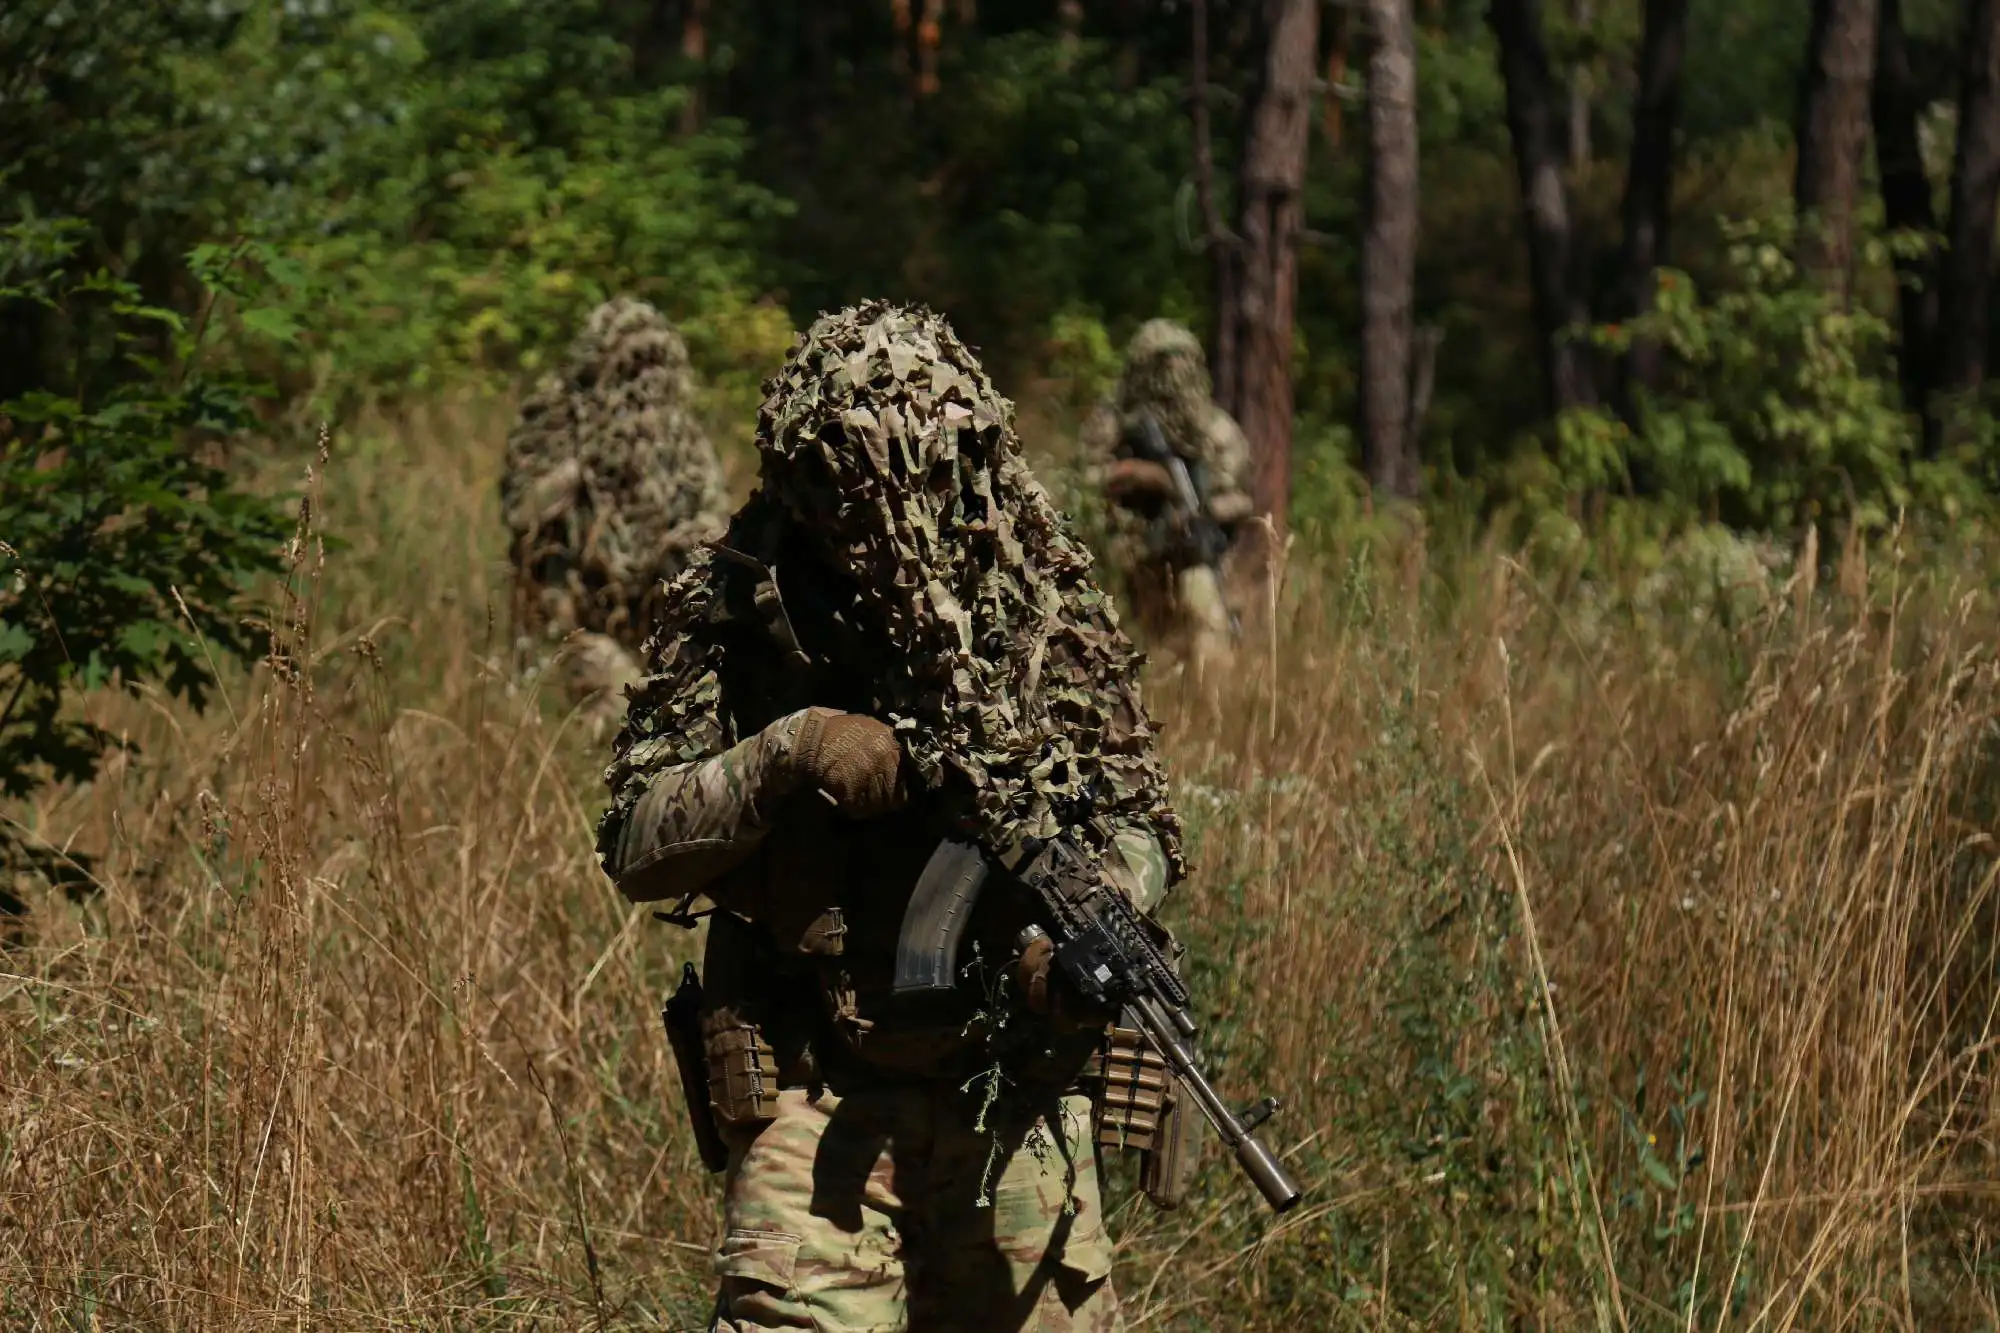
top-left (600, 303), bottom-right (1184, 882)
top-left (1113, 319), bottom-right (1211, 465)
top-left (758, 302), bottom-right (1182, 874)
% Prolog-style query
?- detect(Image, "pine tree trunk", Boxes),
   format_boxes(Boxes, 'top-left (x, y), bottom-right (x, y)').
top-left (1569, 0), bottom-right (1593, 168)
top-left (917, 0), bottom-right (944, 97)
top-left (1937, 0), bottom-right (2000, 400)
top-left (1615, 0), bottom-right (1688, 405)
top-left (1361, 0), bottom-right (1422, 500)
top-left (1191, 0), bottom-right (1239, 416)
top-left (1491, 0), bottom-right (1597, 414)
top-left (1325, 7), bottom-right (1351, 149)
top-left (679, 0), bottom-right (709, 134)
top-left (1232, 0), bottom-right (1321, 526)
top-left (1872, 0), bottom-right (1940, 428)
top-left (1795, 0), bottom-right (1880, 298)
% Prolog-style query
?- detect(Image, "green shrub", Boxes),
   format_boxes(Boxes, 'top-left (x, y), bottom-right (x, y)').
top-left (1586, 216), bottom-right (1975, 534)
top-left (0, 220), bottom-right (291, 886)
top-left (174, 1), bottom-right (786, 405)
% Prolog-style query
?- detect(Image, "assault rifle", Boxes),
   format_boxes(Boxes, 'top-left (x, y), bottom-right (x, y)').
top-left (1128, 413), bottom-right (1240, 641)
top-left (1129, 413), bottom-right (1231, 573)
top-left (892, 832), bottom-right (1303, 1214)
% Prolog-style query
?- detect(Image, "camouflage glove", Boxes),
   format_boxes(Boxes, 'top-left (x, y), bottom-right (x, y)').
top-left (1104, 457), bottom-right (1175, 504)
top-left (791, 709), bottom-right (907, 819)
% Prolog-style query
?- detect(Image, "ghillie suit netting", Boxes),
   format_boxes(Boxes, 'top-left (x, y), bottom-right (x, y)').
top-left (601, 300), bottom-right (1184, 882)
top-left (502, 298), bottom-right (729, 648)
top-left (1112, 318), bottom-right (1213, 459)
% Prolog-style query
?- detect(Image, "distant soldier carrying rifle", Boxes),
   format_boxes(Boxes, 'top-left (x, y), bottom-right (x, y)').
top-left (599, 303), bottom-right (1298, 1333)
top-left (1080, 319), bottom-right (1257, 679)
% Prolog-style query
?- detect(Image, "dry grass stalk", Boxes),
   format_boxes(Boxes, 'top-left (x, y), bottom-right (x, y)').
top-left (2, 404), bottom-right (1997, 1328)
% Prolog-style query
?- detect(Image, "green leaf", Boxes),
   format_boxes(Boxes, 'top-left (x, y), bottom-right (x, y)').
top-left (118, 620), bottom-right (169, 661)
top-left (239, 307), bottom-right (301, 345)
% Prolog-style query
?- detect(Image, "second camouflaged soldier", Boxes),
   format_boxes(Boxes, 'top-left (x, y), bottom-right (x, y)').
top-left (501, 297), bottom-right (730, 728)
top-left (599, 302), bottom-right (1192, 1332)
top-left (1079, 320), bottom-right (1256, 677)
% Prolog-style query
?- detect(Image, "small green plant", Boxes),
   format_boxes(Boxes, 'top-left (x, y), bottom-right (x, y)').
top-left (0, 218), bottom-right (291, 886)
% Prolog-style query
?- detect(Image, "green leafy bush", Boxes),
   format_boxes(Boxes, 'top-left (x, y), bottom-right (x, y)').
top-left (1509, 214), bottom-right (1983, 578)
top-left (0, 220), bottom-right (291, 883)
top-left (174, 1), bottom-right (787, 403)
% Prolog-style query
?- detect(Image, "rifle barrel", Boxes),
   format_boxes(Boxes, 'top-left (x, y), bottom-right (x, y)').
top-left (1128, 994), bottom-right (1303, 1213)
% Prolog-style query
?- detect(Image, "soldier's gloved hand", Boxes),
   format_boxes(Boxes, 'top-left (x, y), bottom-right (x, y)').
top-left (791, 709), bottom-right (907, 819)
top-left (1104, 457), bottom-right (1175, 504)
top-left (1208, 492), bottom-right (1256, 526)
top-left (1014, 931), bottom-right (1117, 1032)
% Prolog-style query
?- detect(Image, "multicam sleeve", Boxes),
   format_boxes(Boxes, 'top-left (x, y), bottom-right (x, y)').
top-left (1077, 400), bottom-right (1122, 479)
top-left (604, 708), bottom-right (826, 903)
top-left (1198, 406), bottom-right (1257, 526)
top-left (1105, 822), bottom-right (1172, 917)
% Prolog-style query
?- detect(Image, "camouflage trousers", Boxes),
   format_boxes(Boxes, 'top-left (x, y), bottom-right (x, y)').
top-left (710, 1083), bottom-right (1123, 1333)
top-left (1119, 556), bottom-right (1233, 684)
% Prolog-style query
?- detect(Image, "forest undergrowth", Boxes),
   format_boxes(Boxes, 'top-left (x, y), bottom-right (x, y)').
top-left (4, 400), bottom-right (2000, 1329)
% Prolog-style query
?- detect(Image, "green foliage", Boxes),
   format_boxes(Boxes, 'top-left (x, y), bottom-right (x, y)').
top-left (0, 220), bottom-right (290, 874)
top-left (1681, 0), bottom-right (1809, 140)
top-left (1043, 306), bottom-right (1124, 413)
top-left (932, 35), bottom-right (1202, 354)
top-left (1518, 215), bottom-right (1982, 569)
top-left (1287, 418), bottom-right (1373, 553)
top-left (178, 1), bottom-right (788, 401)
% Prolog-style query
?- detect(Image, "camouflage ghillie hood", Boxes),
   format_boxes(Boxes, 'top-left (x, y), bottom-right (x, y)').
top-left (1114, 319), bottom-right (1212, 460)
top-left (502, 298), bottom-right (729, 641)
top-left (604, 301), bottom-right (1185, 880)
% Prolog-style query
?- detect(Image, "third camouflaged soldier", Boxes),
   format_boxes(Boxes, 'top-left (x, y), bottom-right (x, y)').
top-left (1079, 320), bottom-right (1256, 677)
top-left (501, 297), bottom-right (730, 729)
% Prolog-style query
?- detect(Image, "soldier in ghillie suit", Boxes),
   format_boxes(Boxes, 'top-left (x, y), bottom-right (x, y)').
top-left (501, 298), bottom-right (729, 726)
top-left (599, 303), bottom-right (1189, 1331)
top-left (1079, 320), bottom-right (1256, 677)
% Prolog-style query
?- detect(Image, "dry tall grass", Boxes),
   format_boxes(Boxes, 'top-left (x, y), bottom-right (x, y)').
top-left (3, 402), bottom-right (1998, 1329)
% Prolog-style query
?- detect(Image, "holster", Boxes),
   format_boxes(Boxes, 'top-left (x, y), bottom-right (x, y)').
top-left (660, 912), bottom-right (803, 1173)
top-left (662, 963), bottom-right (730, 1173)
top-left (1094, 1017), bottom-right (1198, 1210)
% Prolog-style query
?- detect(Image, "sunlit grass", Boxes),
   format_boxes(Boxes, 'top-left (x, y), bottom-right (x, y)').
top-left (3, 403), bottom-right (1999, 1329)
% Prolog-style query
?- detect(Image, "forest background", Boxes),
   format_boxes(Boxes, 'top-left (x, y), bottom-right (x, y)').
top-left (8, 0), bottom-right (2000, 1328)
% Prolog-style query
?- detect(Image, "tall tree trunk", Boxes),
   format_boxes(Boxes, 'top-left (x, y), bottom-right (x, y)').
top-left (1569, 0), bottom-right (1594, 168)
top-left (1325, 7), bottom-right (1351, 149)
top-left (679, 0), bottom-right (709, 134)
top-left (1795, 0), bottom-right (1879, 299)
top-left (1614, 0), bottom-right (1688, 406)
top-left (1231, 0), bottom-right (1321, 525)
top-left (1491, 0), bottom-right (1596, 414)
top-left (1191, 0), bottom-right (1239, 419)
top-left (1361, 0), bottom-right (1422, 500)
top-left (917, 0), bottom-right (944, 97)
top-left (1873, 0), bottom-right (1940, 425)
top-left (1936, 0), bottom-right (2000, 402)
